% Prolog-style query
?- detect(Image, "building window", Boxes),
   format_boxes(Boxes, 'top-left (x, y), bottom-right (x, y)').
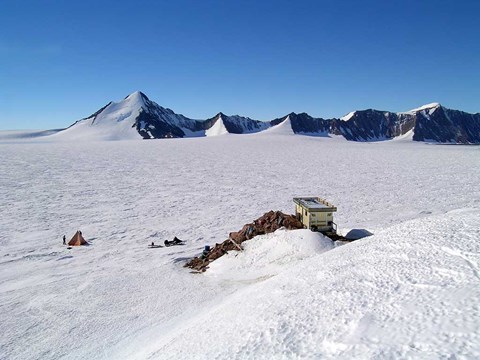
top-left (327, 213), bottom-right (332, 216)
top-left (311, 213), bottom-right (316, 217)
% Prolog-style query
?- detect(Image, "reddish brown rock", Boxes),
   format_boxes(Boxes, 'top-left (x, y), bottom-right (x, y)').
top-left (185, 211), bottom-right (304, 272)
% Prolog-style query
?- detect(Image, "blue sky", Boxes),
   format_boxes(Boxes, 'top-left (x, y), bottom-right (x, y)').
top-left (1, 0), bottom-right (479, 129)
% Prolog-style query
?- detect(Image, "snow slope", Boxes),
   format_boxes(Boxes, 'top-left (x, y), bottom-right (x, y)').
top-left (205, 114), bottom-right (229, 136)
top-left (206, 229), bottom-right (334, 281)
top-left (391, 129), bottom-right (414, 141)
top-left (150, 209), bottom-right (480, 359)
top-left (52, 92), bottom-right (145, 140)
top-left (341, 111), bottom-right (356, 121)
top-left (263, 115), bottom-right (294, 135)
top-left (0, 129), bottom-right (63, 140)
top-left (0, 135), bottom-right (479, 359)
top-left (408, 102), bottom-right (441, 113)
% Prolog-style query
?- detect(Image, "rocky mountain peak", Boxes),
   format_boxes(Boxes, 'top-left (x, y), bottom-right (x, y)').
top-left (408, 102), bottom-right (442, 113)
top-left (61, 93), bottom-right (479, 144)
top-left (124, 91), bottom-right (149, 102)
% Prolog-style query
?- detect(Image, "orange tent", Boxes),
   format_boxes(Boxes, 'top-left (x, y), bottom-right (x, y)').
top-left (68, 231), bottom-right (88, 246)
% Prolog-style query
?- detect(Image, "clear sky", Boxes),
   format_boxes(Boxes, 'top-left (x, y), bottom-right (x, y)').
top-left (1, 0), bottom-right (479, 129)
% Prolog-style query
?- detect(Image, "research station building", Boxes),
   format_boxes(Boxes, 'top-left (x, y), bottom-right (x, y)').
top-left (293, 197), bottom-right (337, 232)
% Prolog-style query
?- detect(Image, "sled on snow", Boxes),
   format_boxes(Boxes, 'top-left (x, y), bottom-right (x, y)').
top-left (164, 237), bottom-right (185, 247)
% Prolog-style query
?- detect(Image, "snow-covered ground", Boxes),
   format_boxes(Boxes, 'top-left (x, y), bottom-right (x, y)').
top-left (0, 133), bottom-right (479, 359)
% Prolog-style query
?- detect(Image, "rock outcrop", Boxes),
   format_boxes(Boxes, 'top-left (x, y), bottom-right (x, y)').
top-left (185, 211), bottom-right (304, 272)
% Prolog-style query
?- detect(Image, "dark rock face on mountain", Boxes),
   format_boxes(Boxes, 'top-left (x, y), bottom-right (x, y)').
top-left (270, 111), bottom-right (413, 140)
top-left (286, 113), bottom-right (332, 135)
top-left (339, 104), bottom-right (480, 143)
top-left (412, 106), bottom-right (480, 143)
top-left (203, 113), bottom-right (269, 134)
top-left (65, 91), bottom-right (479, 144)
top-left (129, 92), bottom-right (202, 138)
top-left (270, 104), bottom-right (479, 144)
top-left (135, 109), bottom-right (186, 139)
top-left (334, 110), bottom-right (415, 141)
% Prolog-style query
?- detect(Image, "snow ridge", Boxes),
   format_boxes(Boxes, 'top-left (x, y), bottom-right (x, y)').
top-left (408, 102), bottom-right (441, 113)
top-left (262, 115), bottom-right (294, 135)
top-left (205, 114), bottom-right (229, 136)
top-left (341, 111), bottom-right (356, 121)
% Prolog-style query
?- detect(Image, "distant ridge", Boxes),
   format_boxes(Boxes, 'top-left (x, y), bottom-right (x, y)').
top-left (44, 91), bottom-right (480, 144)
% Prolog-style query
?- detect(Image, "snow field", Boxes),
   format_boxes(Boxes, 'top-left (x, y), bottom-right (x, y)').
top-left (0, 134), bottom-right (479, 359)
top-left (154, 209), bottom-right (480, 359)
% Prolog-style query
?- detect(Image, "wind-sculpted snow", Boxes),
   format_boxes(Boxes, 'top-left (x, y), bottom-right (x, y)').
top-left (154, 209), bottom-right (480, 359)
top-left (0, 136), bottom-right (479, 359)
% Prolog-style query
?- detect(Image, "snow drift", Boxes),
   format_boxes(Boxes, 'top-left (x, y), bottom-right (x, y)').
top-left (145, 209), bottom-right (480, 359)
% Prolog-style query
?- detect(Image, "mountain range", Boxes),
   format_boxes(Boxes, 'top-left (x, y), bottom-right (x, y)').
top-left (53, 91), bottom-right (480, 143)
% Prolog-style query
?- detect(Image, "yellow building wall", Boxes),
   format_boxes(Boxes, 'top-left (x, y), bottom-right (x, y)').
top-left (296, 204), bottom-right (335, 228)
top-left (326, 213), bottom-right (333, 223)
top-left (309, 212), bottom-right (327, 226)
top-left (303, 208), bottom-right (309, 227)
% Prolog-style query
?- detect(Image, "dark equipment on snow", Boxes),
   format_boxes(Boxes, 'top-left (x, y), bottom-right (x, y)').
top-left (148, 244), bottom-right (163, 248)
top-left (200, 245), bottom-right (211, 259)
top-left (164, 237), bottom-right (185, 247)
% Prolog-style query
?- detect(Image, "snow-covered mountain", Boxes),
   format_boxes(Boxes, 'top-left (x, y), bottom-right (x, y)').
top-left (55, 92), bottom-right (271, 140)
top-left (55, 91), bottom-right (203, 140)
top-left (270, 112), bottom-right (331, 137)
top-left (203, 112), bottom-right (270, 136)
top-left (407, 103), bottom-right (480, 143)
top-left (48, 91), bottom-right (479, 143)
top-left (333, 103), bottom-right (480, 143)
top-left (333, 108), bottom-right (416, 141)
top-left (271, 103), bottom-right (480, 144)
